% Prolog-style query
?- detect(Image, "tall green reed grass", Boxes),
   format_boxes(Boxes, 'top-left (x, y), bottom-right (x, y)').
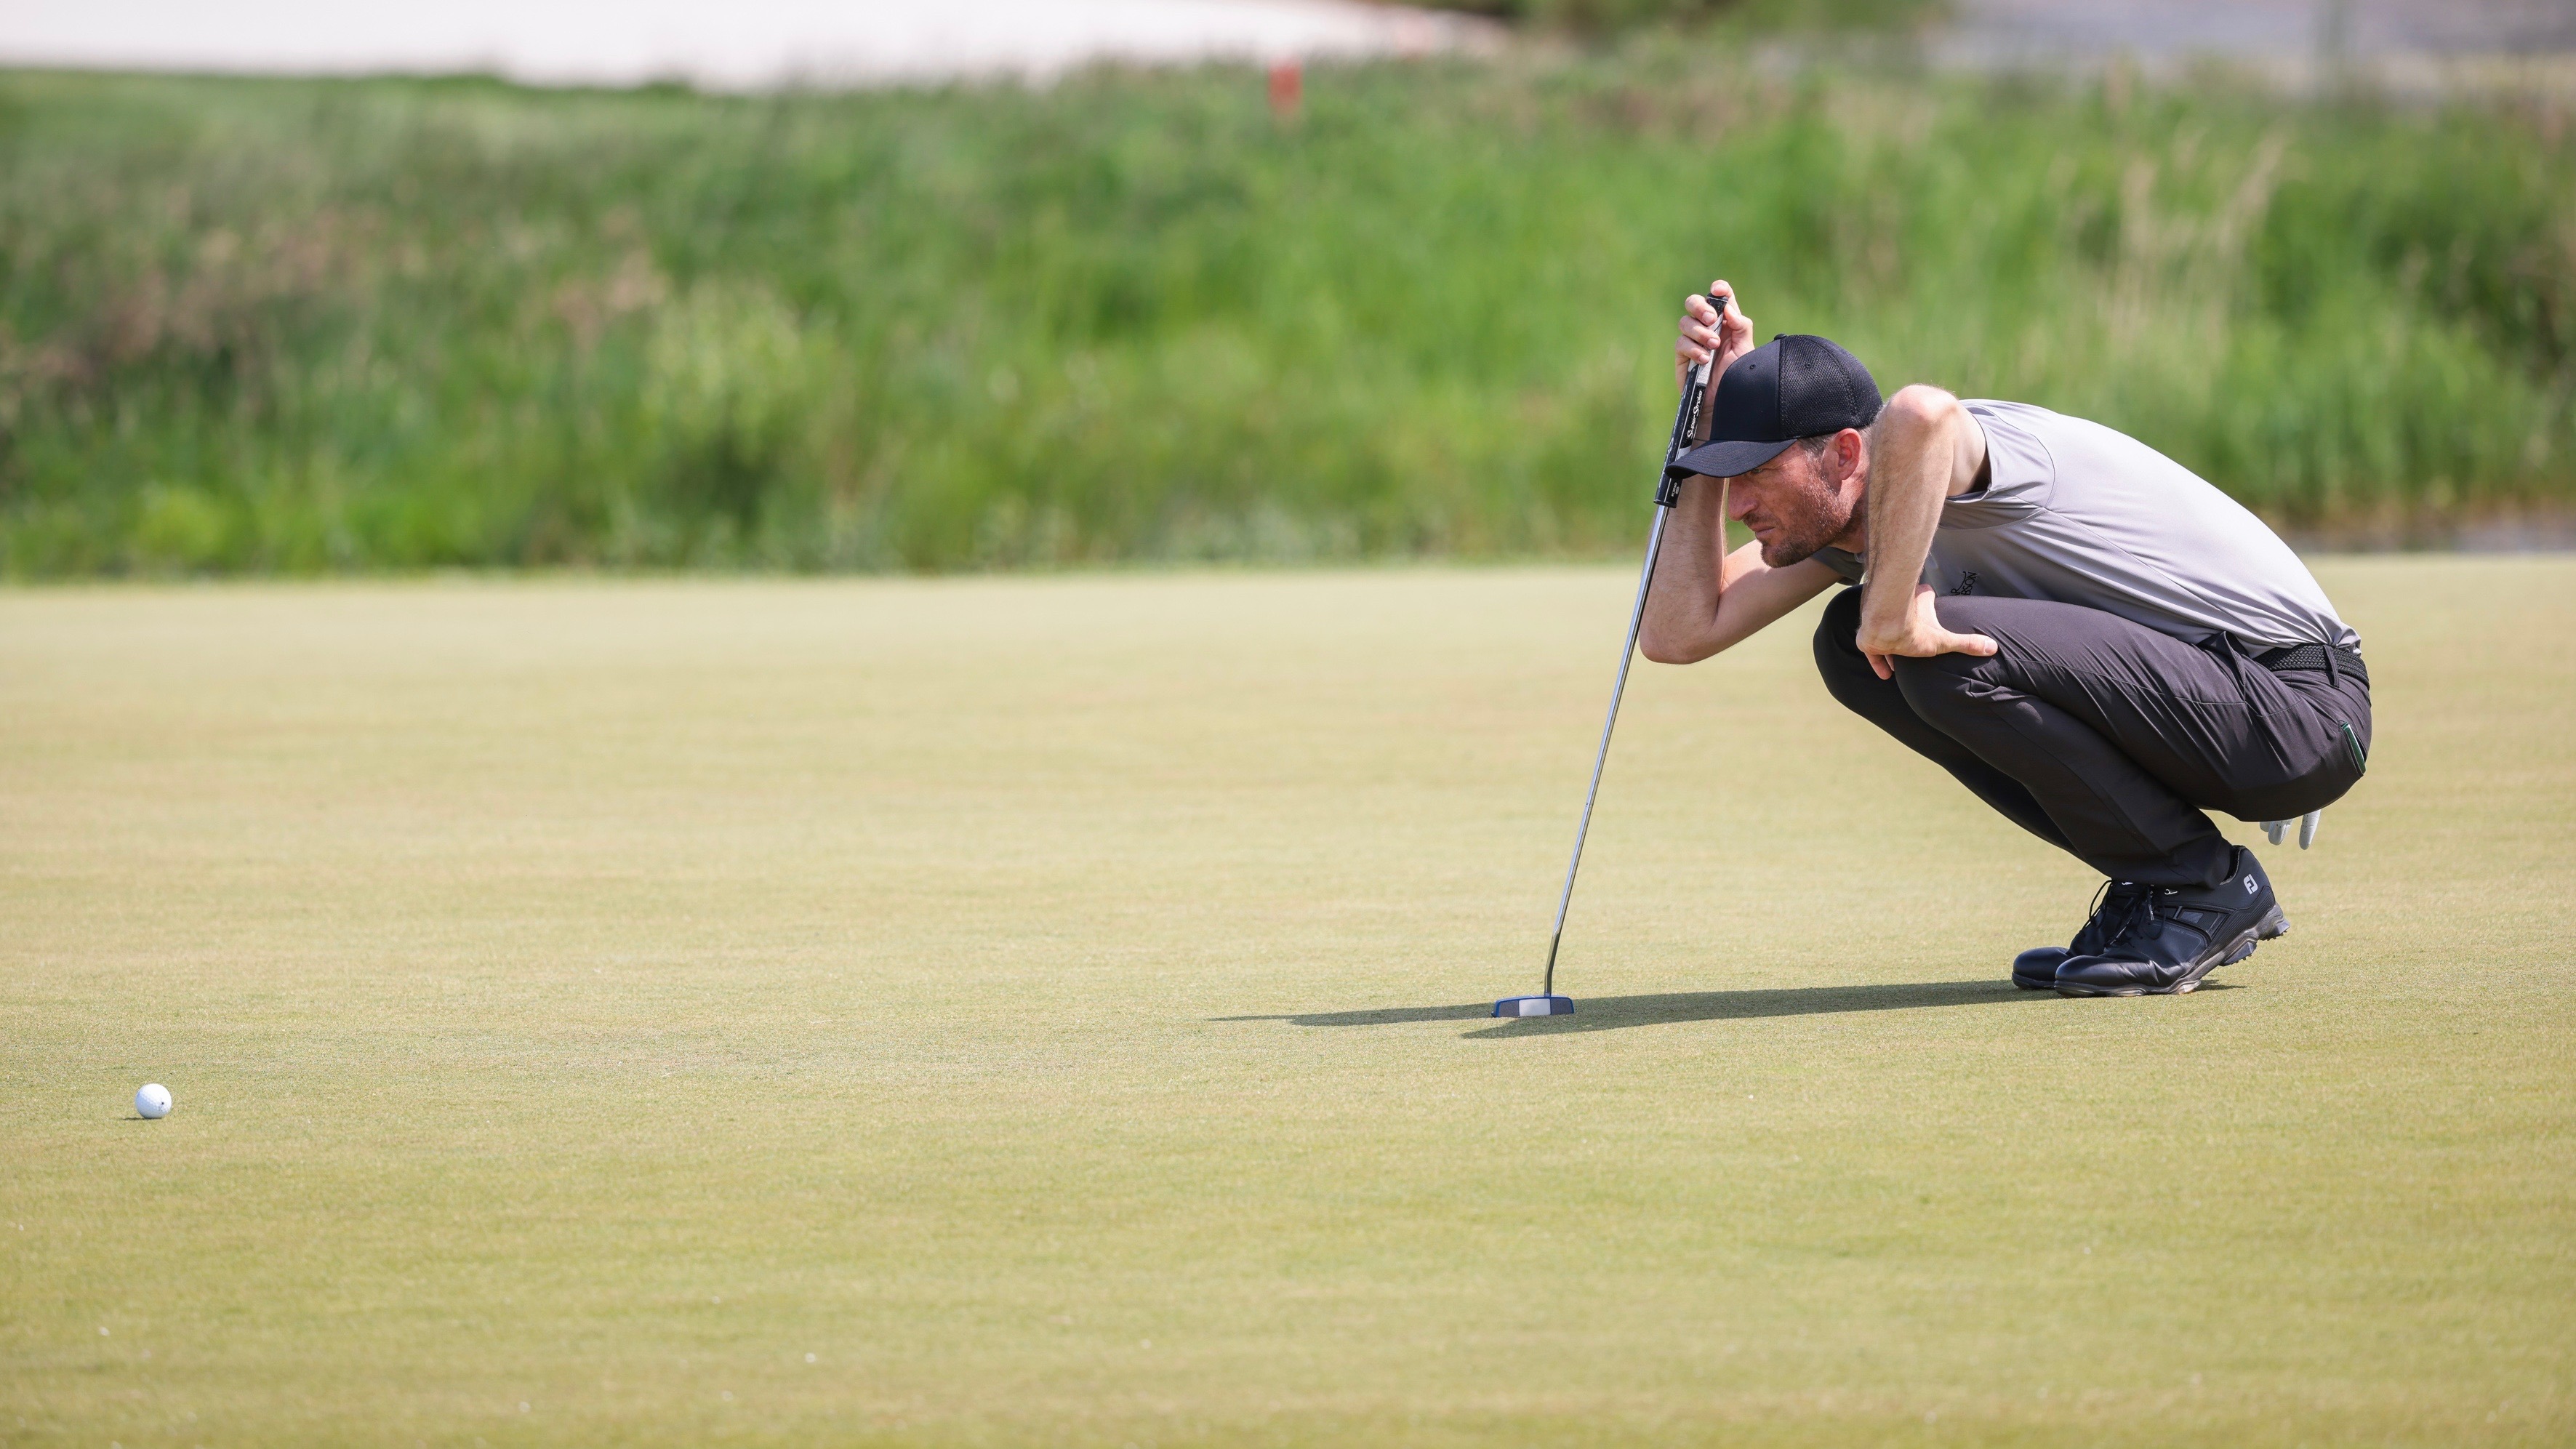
top-left (0, 49), bottom-right (2569, 574)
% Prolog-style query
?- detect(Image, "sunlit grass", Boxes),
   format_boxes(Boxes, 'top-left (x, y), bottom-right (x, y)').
top-left (1, 557), bottom-right (2569, 1444)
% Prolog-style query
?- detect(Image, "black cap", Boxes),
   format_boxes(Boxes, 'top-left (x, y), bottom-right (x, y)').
top-left (1668, 334), bottom-right (1882, 480)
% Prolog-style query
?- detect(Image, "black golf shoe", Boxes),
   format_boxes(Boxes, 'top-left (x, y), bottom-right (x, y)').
top-left (2011, 880), bottom-right (2148, 990)
top-left (2054, 847), bottom-right (2290, 998)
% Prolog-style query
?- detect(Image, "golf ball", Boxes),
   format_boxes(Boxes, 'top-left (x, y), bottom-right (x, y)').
top-left (135, 1084), bottom-right (172, 1120)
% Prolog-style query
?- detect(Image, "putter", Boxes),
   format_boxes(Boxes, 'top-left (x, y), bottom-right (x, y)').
top-left (1495, 291), bottom-right (1726, 1020)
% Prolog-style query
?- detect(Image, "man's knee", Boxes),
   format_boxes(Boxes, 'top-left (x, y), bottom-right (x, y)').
top-left (1890, 646), bottom-right (2000, 725)
top-left (1883, 596), bottom-right (2017, 715)
top-left (1928, 594), bottom-right (2013, 635)
top-left (1810, 589), bottom-right (1879, 713)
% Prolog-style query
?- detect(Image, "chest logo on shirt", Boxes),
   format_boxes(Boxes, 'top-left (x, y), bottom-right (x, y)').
top-left (1948, 570), bottom-right (1981, 596)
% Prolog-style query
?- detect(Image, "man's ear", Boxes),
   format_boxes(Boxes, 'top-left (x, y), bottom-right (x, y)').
top-left (1837, 427), bottom-right (1869, 486)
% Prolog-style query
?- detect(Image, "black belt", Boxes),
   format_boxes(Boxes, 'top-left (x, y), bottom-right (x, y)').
top-left (2255, 641), bottom-right (2369, 687)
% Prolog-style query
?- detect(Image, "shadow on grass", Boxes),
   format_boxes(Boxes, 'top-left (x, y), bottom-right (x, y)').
top-left (1218, 978), bottom-right (2093, 1037)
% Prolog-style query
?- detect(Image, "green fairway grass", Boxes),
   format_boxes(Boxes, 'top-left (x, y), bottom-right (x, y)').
top-left (3, 555), bottom-right (2570, 1445)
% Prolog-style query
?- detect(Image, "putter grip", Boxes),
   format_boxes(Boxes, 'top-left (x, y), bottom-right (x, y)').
top-left (1655, 290), bottom-right (1728, 507)
top-left (1682, 289), bottom-right (1726, 431)
top-left (1700, 289), bottom-right (1728, 388)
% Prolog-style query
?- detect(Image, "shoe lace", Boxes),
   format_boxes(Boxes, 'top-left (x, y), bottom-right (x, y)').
top-left (2095, 883), bottom-right (2187, 955)
top-left (2083, 879), bottom-right (2148, 942)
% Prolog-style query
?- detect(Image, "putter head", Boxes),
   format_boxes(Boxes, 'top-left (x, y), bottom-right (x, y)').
top-left (1492, 995), bottom-right (1575, 1018)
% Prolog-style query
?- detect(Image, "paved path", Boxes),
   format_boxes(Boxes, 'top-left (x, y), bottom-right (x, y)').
top-left (0, 0), bottom-right (1494, 89)
top-left (0, 0), bottom-right (2563, 90)
top-left (1951, 0), bottom-right (2576, 60)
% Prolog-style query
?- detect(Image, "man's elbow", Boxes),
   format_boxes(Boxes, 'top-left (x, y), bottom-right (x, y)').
top-left (1639, 627), bottom-right (1716, 666)
top-left (1879, 383), bottom-right (1961, 435)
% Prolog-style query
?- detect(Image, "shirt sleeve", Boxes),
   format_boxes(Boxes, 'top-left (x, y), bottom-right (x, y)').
top-left (1942, 401), bottom-right (2055, 527)
top-left (1810, 547), bottom-right (1866, 585)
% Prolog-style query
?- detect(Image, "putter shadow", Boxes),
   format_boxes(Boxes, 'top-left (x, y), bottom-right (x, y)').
top-left (1464, 979), bottom-right (2051, 1036)
top-left (1213, 1003), bottom-right (1490, 1027)
top-left (1219, 978), bottom-right (2085, 1037)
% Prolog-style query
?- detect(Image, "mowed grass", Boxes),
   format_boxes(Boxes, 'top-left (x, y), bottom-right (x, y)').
top-left (1, 555), bottom-right (2570, 1447)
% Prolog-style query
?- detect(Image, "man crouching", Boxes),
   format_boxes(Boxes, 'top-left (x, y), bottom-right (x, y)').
top-left (1637, 283), bottom-right (2371, 996)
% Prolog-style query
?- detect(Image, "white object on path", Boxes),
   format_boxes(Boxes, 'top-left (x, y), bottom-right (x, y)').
top-left (0, 0), bottom-right (1498, 92)
top-left (135, 1084), bottom-right (172, 1120)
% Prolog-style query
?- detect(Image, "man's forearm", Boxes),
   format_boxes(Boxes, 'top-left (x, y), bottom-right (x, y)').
top-left (1855, 397), bottom-right (1954, 648)
top-left (1639, 478), bottom-right (1729, 658)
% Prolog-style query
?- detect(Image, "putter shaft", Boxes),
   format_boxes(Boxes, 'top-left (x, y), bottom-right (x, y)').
top-left (1541, 315), bottom-right (1720, 998)
top-left (1541, 501), bottom-right (1675, 998)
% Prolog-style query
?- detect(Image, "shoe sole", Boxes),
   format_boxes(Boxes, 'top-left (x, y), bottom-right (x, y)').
top-left (2054, 906), bottom-right (2290, 998)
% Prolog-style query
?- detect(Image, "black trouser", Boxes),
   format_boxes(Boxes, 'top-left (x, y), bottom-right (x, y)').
top-left (1813, 588), bottom-right (2372, 888)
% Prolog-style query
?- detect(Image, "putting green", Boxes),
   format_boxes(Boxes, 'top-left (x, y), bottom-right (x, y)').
top-left (3, 558), bottom-right (2569, 1447)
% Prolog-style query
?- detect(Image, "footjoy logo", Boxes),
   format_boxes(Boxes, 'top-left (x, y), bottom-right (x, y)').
top-left (2243, 875), bottom-right (2257, 895)
top-left (1948, 570), bottom-right (1981, 596)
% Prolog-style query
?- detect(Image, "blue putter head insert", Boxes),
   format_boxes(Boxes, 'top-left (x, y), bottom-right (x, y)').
top-left (1491, 995), bottom-right (1575, 1018)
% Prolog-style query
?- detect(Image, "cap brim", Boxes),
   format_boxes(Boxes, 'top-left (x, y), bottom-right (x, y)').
top-left (1666, 437), bottom-right (1794, 481)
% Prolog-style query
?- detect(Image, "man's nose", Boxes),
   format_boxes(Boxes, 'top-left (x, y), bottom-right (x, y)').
top-left (1722, 484), bottom-right (1756, 521)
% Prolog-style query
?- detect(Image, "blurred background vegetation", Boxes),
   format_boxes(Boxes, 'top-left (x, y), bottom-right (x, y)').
top-left (1, 30), bottom-right (2570, 575)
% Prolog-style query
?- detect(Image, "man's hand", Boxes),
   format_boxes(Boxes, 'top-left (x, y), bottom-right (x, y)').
top-left (1858, 583), bottom-right (1998, 681)
top-left (1674, 283), bottom-right (1753, 441)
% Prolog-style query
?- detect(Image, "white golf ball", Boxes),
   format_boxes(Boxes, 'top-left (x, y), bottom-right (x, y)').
top-left (135, 1084), bottom-right (172, 1120)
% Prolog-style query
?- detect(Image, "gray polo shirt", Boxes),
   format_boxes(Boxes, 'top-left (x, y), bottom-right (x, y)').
top-left (1815, 400), bottom-right (2357, 653)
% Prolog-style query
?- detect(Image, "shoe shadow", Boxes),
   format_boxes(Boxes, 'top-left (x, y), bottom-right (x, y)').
top-left (1218, 978), bottom-right (2068, 1038)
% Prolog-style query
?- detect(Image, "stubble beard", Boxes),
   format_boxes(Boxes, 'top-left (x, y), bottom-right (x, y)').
top-left (1753, 473), bottom-right (1858, 568)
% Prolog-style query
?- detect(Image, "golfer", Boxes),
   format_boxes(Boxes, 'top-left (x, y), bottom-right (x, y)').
top-left (1640, 284), bottom-right (2371, 996)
